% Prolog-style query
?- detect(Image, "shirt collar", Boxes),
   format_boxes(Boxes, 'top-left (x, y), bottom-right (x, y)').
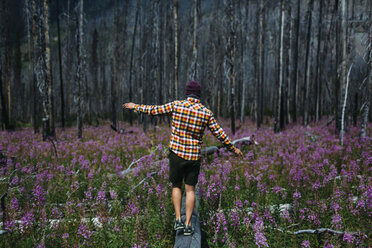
top-left (187, 97), bottom-right (200, 103)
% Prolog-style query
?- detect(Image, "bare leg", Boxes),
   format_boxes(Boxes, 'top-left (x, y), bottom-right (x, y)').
top-left (172, 183), bottom-right (182, 220)
top-left (185, 184), bottom-right (195, 226)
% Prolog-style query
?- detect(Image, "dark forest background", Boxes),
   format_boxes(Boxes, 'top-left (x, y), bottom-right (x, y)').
top-left (0, 0), bottom-right (371, 140)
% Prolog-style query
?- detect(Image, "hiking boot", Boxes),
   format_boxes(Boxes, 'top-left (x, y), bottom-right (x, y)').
top-left (174, 218), bottom-right (185, 231)
top-left (183, 224), bottom-right (194, 236)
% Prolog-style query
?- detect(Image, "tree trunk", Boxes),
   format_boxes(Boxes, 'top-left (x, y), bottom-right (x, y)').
top-left (43, 0), bottom-right (54, 137)
top-left (341, 64), bottom-right (353, 145)
top-left (303, 0), bottom-right (314, 126)
top-left (76, 0), bottom-right (84, 138)
top-left (338, 0), bottom-right (348, 134)
top-left (275, 0), bottom-right (285, 133)
top-left (112, 0), bottom-right (119, 130)
top-left (56, 0), bottom-right (64, 128)
top-left (0, 68), bottom-right (9, 130)
top-left (173, 0), bottom-right (179, 99)
top-left (190, 0), bottom-right (198, 81)
top-left (31, 0), bottom-right (39, 133)
top-left (227, 0), bottom-right (236, 135)
top-left (360, 2), bottom-right (371, 137)
top-left (91, 28), bottom-right (99, 125)
top-left (26, 0), bottom-right (33, 124)
top-left (315, 0), bottom-right (323, 122)
top-left (256, 0), bottom-right (264, 128)
top-left (291, 0), bottom-right (300, 123)
top-left (129, 0), bottom-right (141, 126)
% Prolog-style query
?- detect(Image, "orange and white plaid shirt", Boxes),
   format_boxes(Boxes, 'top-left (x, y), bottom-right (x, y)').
top-left (134, 97), bottom-right (235, 160)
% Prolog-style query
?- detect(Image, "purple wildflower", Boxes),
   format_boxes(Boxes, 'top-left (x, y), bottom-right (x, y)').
top-left (331, 214), bottom-right (343, 230)
top-left (343, 232), bottom-right (354, 244)
top-left (77, 224), bottom-right (92, 240)
top-left (32, 184), bottom-right (46, 206)
top-left (301, 240), bottom-right (310, 248)
top-left (21, 211), bottom-right (35, 229)
top-left (109, 189), bottom-right (117, 200)
top-left (253, 216), bottom-right (268, 248)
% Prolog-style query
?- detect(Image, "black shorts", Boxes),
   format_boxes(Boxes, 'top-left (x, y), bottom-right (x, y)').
top-left (168, 150), bottom-right (201, 186)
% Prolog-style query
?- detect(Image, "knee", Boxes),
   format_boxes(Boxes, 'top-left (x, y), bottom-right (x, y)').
top-left (185, 184), bottom-right (195, 194)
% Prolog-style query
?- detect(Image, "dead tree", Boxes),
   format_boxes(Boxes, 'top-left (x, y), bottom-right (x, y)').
top-left (256, 0), bottom-right (264, 128)
top-left (291, 0), bottom-right (300, 123)
top-left (341, 64), bottom-right (353, 145)
top-left (360, 3), bottom-right (371, 138)
top-left (91, 28), bottom-right (99, 126)
top-left (35, 0), bottom-right (52, 140)
top-left (338, 0), bottom-right (348, 135)
top-left (173, 0), bottom-right (179, 99)
top-left (274, 0), bottom-right (286, 133)
top-left (111, 0), bottom-right (119, 131)
top-left (226, 0), bottom-right (236, 135)
top-left (189, 0), bottom-right (199, 81)
top-left (75, 0), bottom-right (84, 138)
top-left (315, 0), bottom-right (324, 121)
top-left (128, 0), bottom-right (141, 126)
top-left (56, 0), bottom-right (64, 128)
top-left (303, 0), bottom-right (314, 126)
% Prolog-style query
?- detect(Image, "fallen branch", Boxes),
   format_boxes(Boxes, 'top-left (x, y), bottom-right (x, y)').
top-left (275, 227), bottom-right (368, 238)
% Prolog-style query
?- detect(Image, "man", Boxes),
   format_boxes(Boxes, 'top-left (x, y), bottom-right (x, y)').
top-left (123, 81), bottom-right (243, 236)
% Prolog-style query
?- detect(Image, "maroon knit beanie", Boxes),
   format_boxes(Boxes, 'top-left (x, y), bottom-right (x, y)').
top-left (185, 81), bottom-right (201, 98)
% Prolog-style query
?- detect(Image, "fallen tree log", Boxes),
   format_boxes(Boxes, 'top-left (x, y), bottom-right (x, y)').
top-left (174, 184), bottom-right (201, 248)
top-left (201, 136), bottom-right (256, 156)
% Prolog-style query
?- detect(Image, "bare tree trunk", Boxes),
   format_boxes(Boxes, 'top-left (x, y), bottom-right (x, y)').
top-left (173, 0), bottom-right (179, 99)
top-left (36, 0), bottom-right (51, 140)
top-left (56, 0), bottom-right (64, 129)
top-left (91, 28), bottom-right (99, 125)
top-left (338, 0), bottom-right (348, 134)
top-left (227, 0), bottom-right (236, 135)
top-left (25, 0), bottom-right (33, 123)
top-left (341, 64), bottom-right (353, 145)
top-left (303, 0), bottom-right (314, 126)
top-left (291, 0), bottom-right (300, 123)
top-left (275, 0), bottom-right (285, 133)
top-left (76, 0), bottom-right (84, 138)
top-left (64, 0), bottom-right (72, 121)
top-left (361, 4), bottom-right (371, 138)
top-left (0, 68), bottom-right (9, 130)
top-left (31, 0), bottom-right (39, 133)
top-left (112, 0), bottom-right (119, 130)
top-left (190, 0), bottom-right (198, 81)
top-left (129, 0), bottom-right (141, 126)
top-left (43, 0), bottom-right (55, 137)
top-left (256, 0), bottom-right (264, 128)
top-left (315, 0), bottom-right (324, 122)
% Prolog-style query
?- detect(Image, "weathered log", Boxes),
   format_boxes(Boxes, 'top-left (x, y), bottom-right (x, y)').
top-left (201, 136), bottom-right (255, 156)
top-left (174, 185), bottom-right (201, 248)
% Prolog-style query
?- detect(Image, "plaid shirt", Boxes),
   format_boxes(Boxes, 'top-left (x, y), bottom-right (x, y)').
top-left (134, 97), bottom-right (235, 160)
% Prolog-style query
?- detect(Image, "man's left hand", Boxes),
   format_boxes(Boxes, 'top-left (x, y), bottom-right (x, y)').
top-left (233, 148), bottom-right (244, 158)
top-left (123, 102), bottom-right (135, 109)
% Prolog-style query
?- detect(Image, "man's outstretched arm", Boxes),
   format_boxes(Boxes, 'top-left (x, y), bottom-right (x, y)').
top-left (123, 102), bottom-right (173, 116)
top-left (207, 114), bottom-right (243, 157)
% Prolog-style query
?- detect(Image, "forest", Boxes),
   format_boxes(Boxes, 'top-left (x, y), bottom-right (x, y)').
top-left (0, 0), bottom-right (371, 247)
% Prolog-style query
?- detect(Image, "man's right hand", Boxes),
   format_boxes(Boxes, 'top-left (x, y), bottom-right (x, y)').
top-left (233, 147), bottom-right (244, 158)
top-left (123, 102), bottom-right (135, 109)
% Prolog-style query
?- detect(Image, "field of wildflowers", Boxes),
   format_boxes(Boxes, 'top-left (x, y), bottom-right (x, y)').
top-left (0, 119), bottom-right (370, 247)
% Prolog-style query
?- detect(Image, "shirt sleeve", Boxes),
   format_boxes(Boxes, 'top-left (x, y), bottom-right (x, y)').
top-left (207, 114), bottom-right (235, 152)
top-left (134, 102), bottom-right (173, 116)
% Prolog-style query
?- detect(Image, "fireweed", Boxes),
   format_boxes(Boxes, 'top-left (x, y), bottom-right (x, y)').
top-left (0, 120), bottom-right (370, 247)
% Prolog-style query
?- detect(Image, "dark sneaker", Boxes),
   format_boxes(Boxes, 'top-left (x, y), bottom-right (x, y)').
top-left (183, 224), bottom-right (194, 236)
top-left (174, 218), bottom-right (185, 231)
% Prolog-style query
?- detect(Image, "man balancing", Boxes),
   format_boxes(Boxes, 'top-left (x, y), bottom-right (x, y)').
top-left (123, 81), bottom-right (243, 236)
